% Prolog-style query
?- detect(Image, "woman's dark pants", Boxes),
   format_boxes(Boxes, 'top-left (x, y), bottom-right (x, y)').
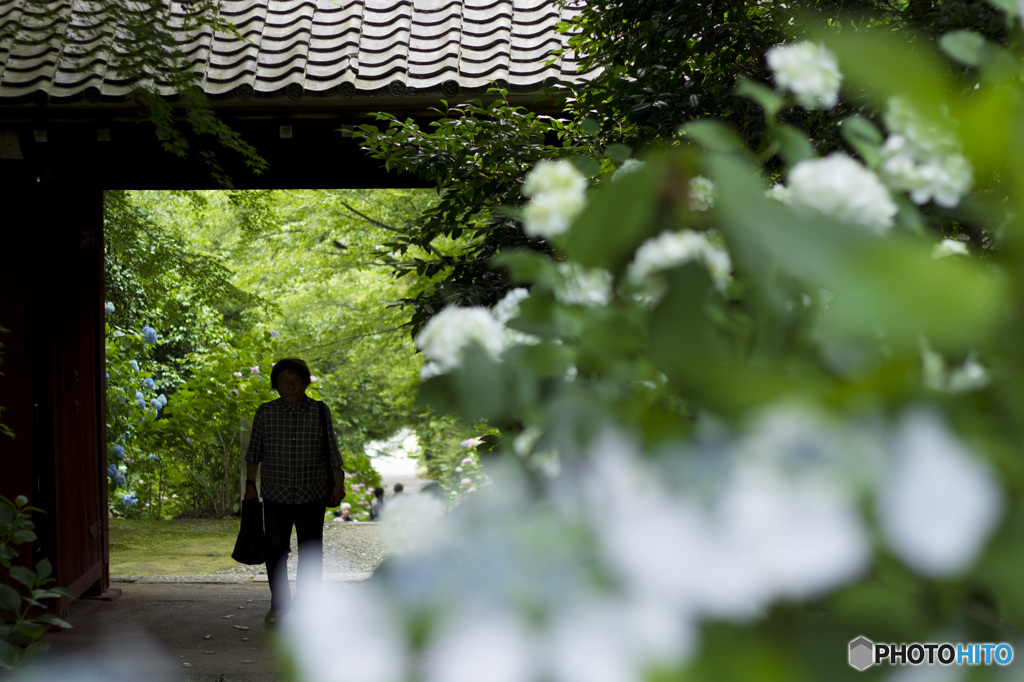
top-left (263, 499), bottom-right (326, 613)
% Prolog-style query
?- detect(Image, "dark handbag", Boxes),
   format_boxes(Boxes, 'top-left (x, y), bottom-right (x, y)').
top-left (317, 400), bottom-right (346, 507)
top-left (231, 498), bottom-right (265, 565)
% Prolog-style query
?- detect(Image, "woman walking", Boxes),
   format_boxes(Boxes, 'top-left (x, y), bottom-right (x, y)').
top-left (244, 358), bottom-right (345, 624)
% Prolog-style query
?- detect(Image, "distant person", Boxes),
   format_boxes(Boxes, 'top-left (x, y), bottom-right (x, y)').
top-left (370, 487), bottom-right (386, 520)
top-left (333, 503), bottom-right (353, 522)
top-left (420, 481), bottom-right (443, 500)
top-left (244, 357), bottom-right (345, 625)
top-left (393, 482), bottom-right (404, 496)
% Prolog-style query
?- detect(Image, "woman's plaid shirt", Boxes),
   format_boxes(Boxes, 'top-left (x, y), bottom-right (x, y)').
top-left (245, 395), bottom-right (344, 505)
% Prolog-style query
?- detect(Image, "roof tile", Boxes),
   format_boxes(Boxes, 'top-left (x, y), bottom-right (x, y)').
top-left (0, 0), bottom-right (598, 102)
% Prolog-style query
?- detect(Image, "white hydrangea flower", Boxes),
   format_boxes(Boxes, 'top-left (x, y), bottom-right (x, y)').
top-left (717, 464), bottom-right (869, 604)
top-left (521, 190), bottom-right (587, 238)
top-left (947, 353), bottom-right (988, 393)
top-left (555, 262), bottom-right (613, 307)
top-left (415, 305), bottom-right (506, 376)
top-left (765, 183), bottom-right (792, 204)
top-left (285, 583), bottom-right (407, 682)
top-left (611, 158), bottom-right (646, 181)
top-left (425, 608), bottom-right (537, 682)
top-left (788, 153), bottom-right (898, 233)
top-left (628, 230), bottom-right (731, 293)
top-left (881, 97), bottom-right (973, 208)
top-left (878, 410), bottom-right (1002, 577)
top-left (522, 159), bottom-right (588, 198)
top-left (521, 160), bottom-right (589, 238)
top-left (880, 134), bottom-right (973, 208)
top-left (932, 238), bottom-right (969, 259)
top-left (766, 41), bottom-right (842, 109)
top-left (546, 596), bottom-right (695, 682)
top-left (492, 287), bottom-right (531, 324)
top-left (688, 175), bottom-right (717, 211)
top-left (379, 492), bottom-right (448, 556)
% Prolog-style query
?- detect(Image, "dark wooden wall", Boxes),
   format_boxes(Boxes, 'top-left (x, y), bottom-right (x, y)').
top-left (0, 173), bottom-right (108, 614)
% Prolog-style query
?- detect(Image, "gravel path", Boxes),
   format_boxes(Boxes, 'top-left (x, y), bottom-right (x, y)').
top-left (217, 521), bottom-right (388, 579)
top-left (113, 521), bottom-right (388, 583)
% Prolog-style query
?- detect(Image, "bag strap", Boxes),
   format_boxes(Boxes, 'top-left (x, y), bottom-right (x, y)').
top-left (317, 400), bottom-right (331, 467)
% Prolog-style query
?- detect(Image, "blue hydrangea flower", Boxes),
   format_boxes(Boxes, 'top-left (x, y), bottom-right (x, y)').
top-left (143, 377), bottom-right (156, 390)
top-left (121, 493), bottom-right (138, 507)
top-left (129, 360), bottom-right (139, 373)
top-left (137, 399), bottom-right (146, 411)
top-left (116, 473), bottom-right (126, 487)
top-left (105, 302), bottom-right (115, 314)
top-left (142, 326), bottom-right (158, 344)
top-left (107, 463), bottom-right (119, 479)
top-left (113, 444), bottom-right (125, 460)
top-left (105, 372), bottom-right (109, 381)
top-left (155, 394), bottom-right (167, 409)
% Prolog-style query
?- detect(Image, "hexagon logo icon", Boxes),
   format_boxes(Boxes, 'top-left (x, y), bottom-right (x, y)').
top-left (849, 636), bottom-right (874, 671)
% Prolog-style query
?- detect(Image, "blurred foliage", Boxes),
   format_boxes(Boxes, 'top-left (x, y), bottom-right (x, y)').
top-left (0, 1), bottom-right (265, 185)
top-left (0, 496), bottom-right (72, 670)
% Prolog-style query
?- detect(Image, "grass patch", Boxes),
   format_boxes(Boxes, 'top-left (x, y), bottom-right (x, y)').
top-left (109, 518), bottom-right (240, 576)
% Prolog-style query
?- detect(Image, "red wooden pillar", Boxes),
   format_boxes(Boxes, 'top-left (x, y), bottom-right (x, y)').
top-left (0, 178), bottom-right (109, 616)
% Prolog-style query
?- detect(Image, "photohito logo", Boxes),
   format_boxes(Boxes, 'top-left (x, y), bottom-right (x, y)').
top-left (848, 636), bottom-right (1014, 670)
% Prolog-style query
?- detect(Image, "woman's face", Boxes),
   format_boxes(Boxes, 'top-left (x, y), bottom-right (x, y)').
top-left (276, 369), bottom-right (306, 405)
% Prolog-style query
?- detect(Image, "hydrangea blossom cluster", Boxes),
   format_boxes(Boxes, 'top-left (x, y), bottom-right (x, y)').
top-left (765, 41), bottom-right (842, 109)
top-left (104, 301), bottom-right (115, 314)
top-left (554, 262), bottom-right (613, 307)
top-left (417, 289), bottom-right (543, 379)
top-left (932, 238), bottom-right (969, 259)
top-left (520, 160), bottom-right (589, 239)
top-left (107, 463), bottom-right (126, 488)
top-left (770, 41), bottom-right (839, 108)
top-left (121, 493), bottom-right (138, 508)
top-left (787, 153), bottom-right (898, 233)
top-left (610, 158), bottom-right (645, 182)
top-left (141, 325), bottom-right (158, 344)
top-left (687, 176), bottom-right (717, 212)
top-left (416, 306), bottom-right (507, 379)
top-left (112, 444), bottom-right (125, 460)
top-left (143, 377), bottom-right (156, 390)
top-left (879, 137), bottom-right (972, 208)
top-left (878, 97), bottom-right (973, 208)
top-left (628, 230), bottom-right (732, 293)
top-left (284, 408), bottom-right (1001, 682)
top-left (491, 288), bottom-right (540, 348)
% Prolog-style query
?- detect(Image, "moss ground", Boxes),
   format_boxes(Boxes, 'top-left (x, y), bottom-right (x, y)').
top-left (109, 518), bottom-right (240, 576)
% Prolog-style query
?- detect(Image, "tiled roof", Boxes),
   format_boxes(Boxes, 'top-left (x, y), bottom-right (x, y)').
top-left (0, 0), bottom-right (597, 104)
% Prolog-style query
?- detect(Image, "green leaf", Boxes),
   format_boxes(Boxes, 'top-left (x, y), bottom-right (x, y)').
top-left (580, 118), bottom-right (601, 135)
top-left (603, 143), bottom-right (633, 164)
top-left (0, 639), bottom-right (21, 669)
top-left (569, 156), bottom-right (601, 178)
top-left (12, 530), bottom-right (36, 544)
top-left (36, 613), bottom-right (72, 630)
top-left (772, 124), bottom-right (815, 165)
top-left (679, 120), bottom-right (743, 153)
top-left (840, 116), bottom-right (884, 168)
top-left (16, 623), bottom-right (45, 640)
top-left (566, 155), bottom-right (665, 272)
top-left (9, 566), bottom-right (35, 589)
top-left (0, 584), bottom-right (20, 612)
top-left (735, 78), bottom-right (785, 119)
top-left (21, 641), bottom-right (50, 660)
top-left (939, 30), bottom-right (990, 66)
